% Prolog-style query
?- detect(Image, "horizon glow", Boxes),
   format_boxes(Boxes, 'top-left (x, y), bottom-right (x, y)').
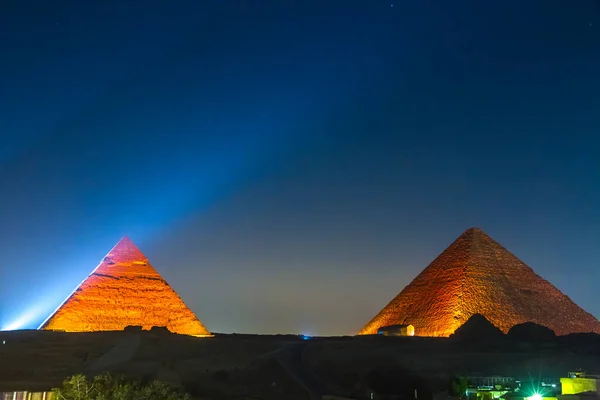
top-left (1, 306), bottom-right (46, 331)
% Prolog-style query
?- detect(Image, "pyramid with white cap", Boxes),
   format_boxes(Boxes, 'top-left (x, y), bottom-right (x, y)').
top-left (359, 227), bottom-right (600, 337)
top-left (40, 237), bottom-right (210, 336)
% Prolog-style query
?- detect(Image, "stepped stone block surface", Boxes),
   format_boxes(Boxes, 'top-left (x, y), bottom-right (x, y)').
top-left (40, 237), bottom-right (210, 336)
top-left (359, 227), bottom-right (600, 337)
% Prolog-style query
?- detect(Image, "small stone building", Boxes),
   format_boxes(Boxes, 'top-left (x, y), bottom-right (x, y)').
top-left (0, 392), bottom-right (53, 400)
top-left (377, 324), bottom-right (415, 337)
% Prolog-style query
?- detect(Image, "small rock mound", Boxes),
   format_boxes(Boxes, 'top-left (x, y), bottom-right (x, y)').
top-left (507, 322), bottom-right (556, 342)
top-left (149, 326), bottom-right (172, 335)
top-left (561, 332), bottom-right (600, 347)
top-left (124, 325), bottom-right (143, 333)
top-left (451, 314), bottom-right (505, 342)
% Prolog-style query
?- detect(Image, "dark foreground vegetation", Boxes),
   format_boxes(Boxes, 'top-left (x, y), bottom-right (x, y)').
top-left (53, 373), bottom-right (190, 400)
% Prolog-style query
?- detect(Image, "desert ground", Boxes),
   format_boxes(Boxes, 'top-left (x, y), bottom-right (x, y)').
top-left (1, 322), bottom-right (599, 400)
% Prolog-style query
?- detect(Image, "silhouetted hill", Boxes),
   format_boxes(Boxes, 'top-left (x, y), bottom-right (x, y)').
top-left (450, 313), bottom-right (505, 342)
top-left (559, 332), bottom-right (600, 355)
top-left (507, 322), bottom-right (556, 342)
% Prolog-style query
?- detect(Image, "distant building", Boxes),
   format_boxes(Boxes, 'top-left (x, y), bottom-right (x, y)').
top-left (466, 387), bottom-right (509, 400)
top-left (377, 324), bottom-right (415, 337)
top-left (557, 394), bottom-right (597, 400)
top-left (0, 392), bottom-right (53, 400)
top-left (560, 371), bottom-right (600, 396)
top-left (468, 376), bottom-right (515, 388)
top-left (464, 375), bottom-right (514, 400)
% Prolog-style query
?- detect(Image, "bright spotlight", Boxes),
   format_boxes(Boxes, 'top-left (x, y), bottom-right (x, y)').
top-left (2, 318), bottom-right (29, 331)
top-left (1, 307), bottom-right (43, 331)
top-left (531, 393), bottom-right (543, 400)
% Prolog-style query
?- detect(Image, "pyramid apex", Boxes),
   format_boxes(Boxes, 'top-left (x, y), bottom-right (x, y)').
top-left (116, 236), bottom-right (134, 245)
top-left (463, 227), bottom-right (486, 234)
top-left (106, 236), bottom-right (148, 264)
top-left (458, 227), bottom-right (493, 242)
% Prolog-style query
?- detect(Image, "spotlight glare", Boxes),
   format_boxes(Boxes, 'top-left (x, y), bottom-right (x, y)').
top-left (1, 308), bottom-right (43, 331)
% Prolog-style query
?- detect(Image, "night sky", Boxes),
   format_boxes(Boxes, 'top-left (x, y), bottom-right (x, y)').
top-left (1, 1), bottom-right (599, 335)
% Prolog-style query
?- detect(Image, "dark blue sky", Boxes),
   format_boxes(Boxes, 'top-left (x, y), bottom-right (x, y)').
top-left (1, 0), bottom-right (598, 335)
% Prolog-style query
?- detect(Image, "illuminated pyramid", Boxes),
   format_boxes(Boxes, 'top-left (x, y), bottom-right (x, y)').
top-left (359, 227), bottom-right (600, 337)
top-left (40, 237), bottom-right (211, 336)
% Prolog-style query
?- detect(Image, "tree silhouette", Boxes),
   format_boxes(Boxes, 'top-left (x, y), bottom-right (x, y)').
top-left (52, 373), bottom-right (190, 400)
top-left (449, 376), bottom-right (469, 397)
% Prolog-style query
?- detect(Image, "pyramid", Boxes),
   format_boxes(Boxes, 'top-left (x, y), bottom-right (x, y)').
top-left (359, 227), bottom-right (600, 337)
top-left (39, 237), bottom-right (211, 336)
